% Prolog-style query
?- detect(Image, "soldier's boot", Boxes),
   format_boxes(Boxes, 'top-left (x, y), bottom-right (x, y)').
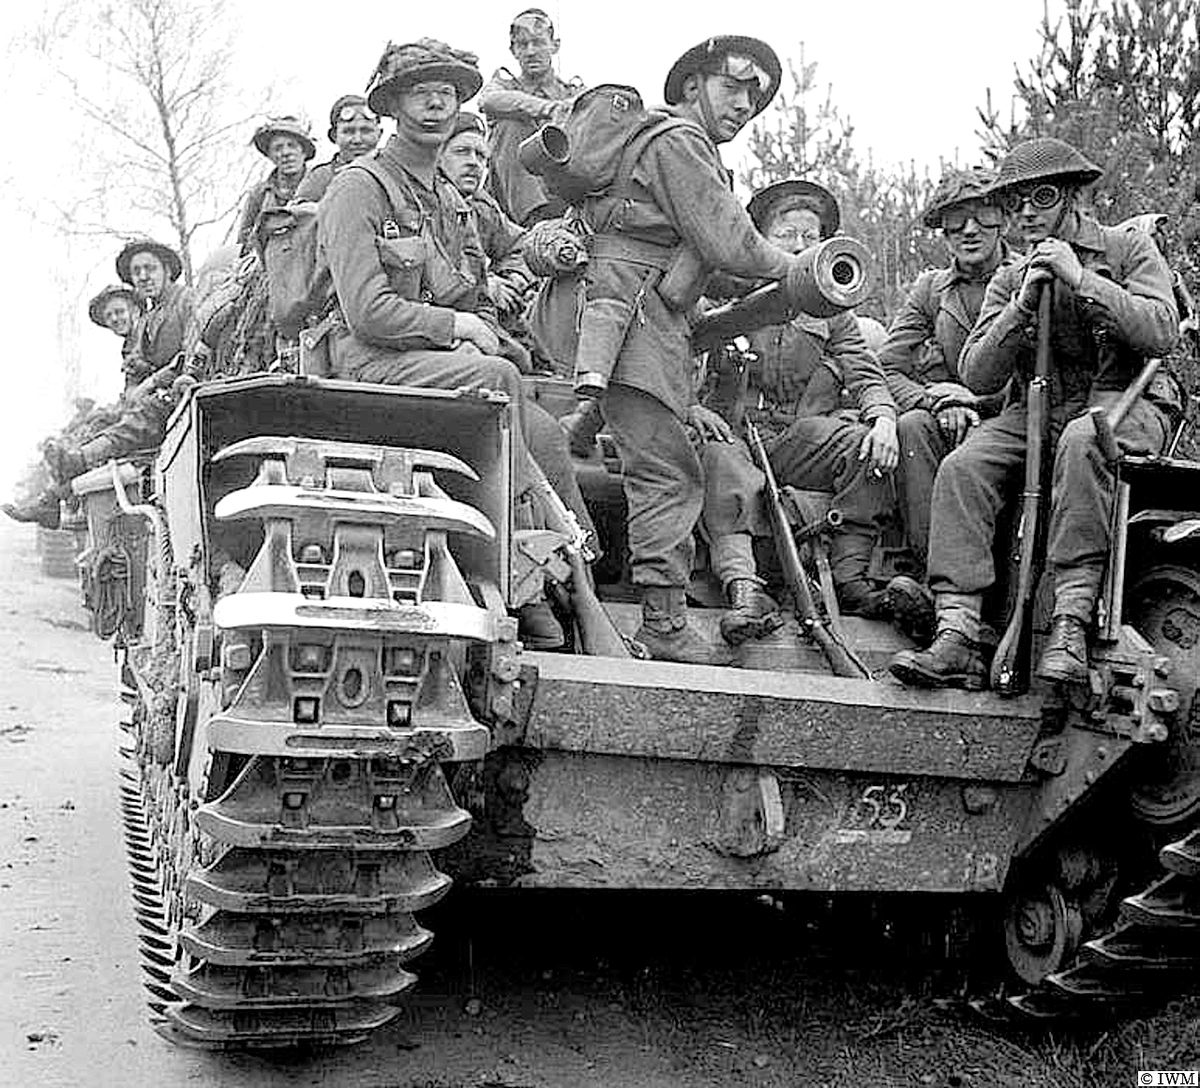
top-left (889, 593), bottom-right (989, 691)
top-left (1036, 566), bottom-right (1102, 685)
top-left (2, 490), bottom-right (62, 529)
top-left (42, 439), bottom-right (87, 486)
top-left (719, 578), bottom-right (784, 646)
top-left (636, 587), bottom-right (733, 666)
top-left (830, 529), bottom-right (889, 618)
top-left (884, 575), bottom-right (936, 645)
top-left (1036, 616), bottom-right (1090, 685)
top-left (517, 598), bottom-right (565, 651)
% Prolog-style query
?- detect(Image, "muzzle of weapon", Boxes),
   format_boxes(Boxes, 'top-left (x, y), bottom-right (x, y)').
top-left (691, 236), bottom-right (873, 353)
top-left (518, 124), bottom-right (570, 176)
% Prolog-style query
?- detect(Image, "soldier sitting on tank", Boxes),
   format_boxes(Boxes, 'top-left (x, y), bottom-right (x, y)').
top-left (3, 283), bottom-right (147, 529)
top-left (236, 116), bottom-right (316, 251)
top-left (293, 96), bottom-right (383, 204)
top-left (875, 167), bottom-right (1016, 641)
top-left (37, 240), bottom-right (195, 497)
top-left (479, 8), bottom-right (583, 227)
top-left (438, 110), bottom-right (539, 340)
top-left (890, 137), bottom-right (1178, 691)
top-left (698, 179), bottom-right (900, 642)
top-left (318, 38), bottom-right (595, 649)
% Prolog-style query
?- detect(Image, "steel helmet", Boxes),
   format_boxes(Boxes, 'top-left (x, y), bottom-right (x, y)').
top-left (87, 284), bottom-right (140, 328)
top-left (663, 35), bottom-right (781, 118)
top-left (366, 39), bottom-right (483, 117)
top-left (115, 238), bottom-right (184, 285)
top-left (747, 179), bottom-right (840, 239)
top-left (251, 115), bottom-right (316, 161)
top-left (991, 137), bottom-right (1102, 195)
top-left (922, 167), bottom-right (998, 228)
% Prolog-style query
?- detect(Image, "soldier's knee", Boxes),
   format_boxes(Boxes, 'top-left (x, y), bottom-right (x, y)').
top-left (1055, 415), bottom-right (1103, 472)
top-left (475, 353), bottom-right (523, 397)
top-left (897, 408), bottom-right (936, 443)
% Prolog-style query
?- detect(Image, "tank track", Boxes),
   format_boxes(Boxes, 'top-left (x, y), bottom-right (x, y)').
top-left (117, 436), bottom-right (504, 1048)
top-left (1004, 825), bottom-right (1200, 1020)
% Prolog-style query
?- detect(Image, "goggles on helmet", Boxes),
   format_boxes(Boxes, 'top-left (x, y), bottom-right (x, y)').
top-left (338, 104), bottom-right (377, 124)
top-left (941, 204), bottom-right (1005, 233)
top-left (999, 182), bottom-right (1063, 215)
top-left (712, 53), bottom-right (771, 96)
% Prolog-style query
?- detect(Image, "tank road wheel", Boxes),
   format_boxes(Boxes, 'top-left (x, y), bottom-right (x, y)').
top-left (1125, 565), bottom-right (1200, 829)
top-left (1004, 880), bottom-right (1084, 985)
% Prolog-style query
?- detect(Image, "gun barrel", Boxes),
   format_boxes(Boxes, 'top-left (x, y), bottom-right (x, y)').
top-left (518, 125), bottom-right (570, 175)
top-left (691, 237), bottom-right (873, 352)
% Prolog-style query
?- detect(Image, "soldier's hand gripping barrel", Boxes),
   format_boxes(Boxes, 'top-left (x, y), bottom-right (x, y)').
top-left (691, 237), bottom-right (873, 354)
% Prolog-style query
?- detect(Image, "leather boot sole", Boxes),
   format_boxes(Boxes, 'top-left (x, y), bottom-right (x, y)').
top-left (889, 651), bottom-right (987, 691)
top-left (1035, 656), bottom-right (1090, 685)
top-left (719, 610), bottom-right (784, 646)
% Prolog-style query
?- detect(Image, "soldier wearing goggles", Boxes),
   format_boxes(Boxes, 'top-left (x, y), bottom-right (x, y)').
top-left (876, 167), bottom-right (1015, 641)
top-left (890, 137), bottom-right (1179, 692)
top-left (294, 96), bottom-right (383, 203)
top-left (478, 9), bottom-right (583, 226)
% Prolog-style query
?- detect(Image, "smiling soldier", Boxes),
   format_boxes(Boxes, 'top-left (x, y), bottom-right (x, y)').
top-left (876, 168), bottom-right (1015, 639)
top-left (294, 96), bottom-right (383, 203)
top-left (890, 138), bottom-right (1178, 690)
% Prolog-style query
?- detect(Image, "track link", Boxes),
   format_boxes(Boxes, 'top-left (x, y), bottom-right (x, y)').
top-left (1004, 830), bottom-right (1200, 1020)
top-left (116, 437), bottom-right (506, 1049)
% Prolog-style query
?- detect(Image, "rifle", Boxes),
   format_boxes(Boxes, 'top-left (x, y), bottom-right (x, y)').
top-left (531, 476), bottom-right (631, 658)
top-left (991, 286), bottom-right (1054, 696)
top-left (747, 421), bottom-right (870, 680)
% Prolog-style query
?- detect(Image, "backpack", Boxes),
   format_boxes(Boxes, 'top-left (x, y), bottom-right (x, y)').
top-left (258, 202), bottom-right (330, 340)
top-left (537, 84), bottom-right (690, 208)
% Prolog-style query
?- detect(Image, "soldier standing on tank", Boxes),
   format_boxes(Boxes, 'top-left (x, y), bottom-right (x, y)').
top-left (236, 116), bottom-right (316, 249)
top-left (574, 36), bottom-right (838, 663)
top-left (699, 179), bottom-right (899, 645)
top-left (439, 110), bottom-right (538, 335)
top-left (890, 137), bottom-right (1178, 691)
top-left (318, 38), bottom-right (594, 648)
top-left (294, 96), bottom-right (383, 204)
top-left (876, 168), bottom-right (1015, 640)
top-left (479, 9), bottom-right (582, 226)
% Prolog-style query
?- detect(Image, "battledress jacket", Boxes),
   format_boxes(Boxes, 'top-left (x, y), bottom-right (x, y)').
top-left (318, 138), bottom-right (494, 368)
top-left (293, 152), bottom-right (358, 204)
top-left (237, 168), bottom-right (306, 250)
top-left (878, 247), bottom-right (1016, 412)
top-left (121, 279), bottom-right (195, 385)
top-left (588, 109), bottom-right (793, 419)
top-left (479, 67), bottom-right (582, 225)
top-left (708, 311), bottom-right (895, 432)
top-left (960, 213), bottom-right (1178, 406)
top-left (469, 188), bottom-right (536, 293)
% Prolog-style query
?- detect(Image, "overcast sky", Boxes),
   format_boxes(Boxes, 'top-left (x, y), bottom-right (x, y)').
top-left (0, 0), bottom-right (1050, 493)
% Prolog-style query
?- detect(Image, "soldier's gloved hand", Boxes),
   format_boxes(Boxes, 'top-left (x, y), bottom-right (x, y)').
top-left (936, 405), bottom-right (981, 448)
top-left (1015, 265), bottom-right (1054, 313)
top-left (858, 416), bottom-right (898, 475)
top-left (1028, 238), bottom-right (1084, 292)
top-left (452, 312), bottom-right (501, 356)
top-left (687, 404), bottom-right (734, 443)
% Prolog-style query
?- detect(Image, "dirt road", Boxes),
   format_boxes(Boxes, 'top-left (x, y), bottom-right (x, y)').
top-left (1, 519), bottom-right (1195, 1088)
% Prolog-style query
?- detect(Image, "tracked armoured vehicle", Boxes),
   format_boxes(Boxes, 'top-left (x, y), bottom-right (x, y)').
top-left (70, 249), bottom-right (1200, 1048)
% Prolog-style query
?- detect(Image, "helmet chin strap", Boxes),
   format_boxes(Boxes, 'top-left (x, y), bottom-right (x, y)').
top-left (697, 80), bottom-right (720, 141)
